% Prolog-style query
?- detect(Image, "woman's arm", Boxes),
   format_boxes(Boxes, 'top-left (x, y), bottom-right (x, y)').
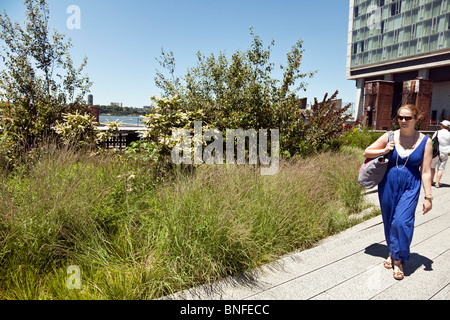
top-left (421, 137), bottom-right (433, 215)
top-left (363, 132), bottom-right (395, 159)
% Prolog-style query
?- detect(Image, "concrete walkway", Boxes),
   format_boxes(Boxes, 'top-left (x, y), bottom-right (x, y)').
top-left (166, 172), bottom-right (450, 300)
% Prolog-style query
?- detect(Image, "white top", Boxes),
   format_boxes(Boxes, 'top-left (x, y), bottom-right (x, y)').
top-left (396, 148), bottom-right (414, 158)
top-left (432, 129), bottom-right (450, 154)
top-left (395, 132), bottom-right (424, 158)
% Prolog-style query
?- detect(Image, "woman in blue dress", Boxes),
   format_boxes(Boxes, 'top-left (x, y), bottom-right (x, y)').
top-left (363, 104), bottom-right (433, 280)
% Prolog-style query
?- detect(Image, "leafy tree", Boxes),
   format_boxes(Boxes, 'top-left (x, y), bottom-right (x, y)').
top-left (298, 91), bottom-right (356, 156)
top-left (53, 112), bottom-right (98, 147)
top-left (154, 28), bottom-right (320, 156)
top-left (141, 95), bottom-right (205, 158)
top-left (154, 31), bottom-right (357, 158)
top-left (0, 0), bottom-right (92, 154)
top-left (96, 105), bottom-right (148, 116)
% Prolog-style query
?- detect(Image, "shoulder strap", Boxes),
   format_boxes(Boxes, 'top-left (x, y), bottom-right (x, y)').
top-left (388, 131), bottom-right (394, 142)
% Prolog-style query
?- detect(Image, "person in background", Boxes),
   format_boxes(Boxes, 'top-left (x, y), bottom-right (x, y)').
top-left (431, 120), bottom-right (450, 188)
top-left (363, 104), bottom-right (433, 280)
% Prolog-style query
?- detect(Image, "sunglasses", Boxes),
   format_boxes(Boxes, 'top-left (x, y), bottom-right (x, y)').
top-left (398, 116), bottom-right (414, 121)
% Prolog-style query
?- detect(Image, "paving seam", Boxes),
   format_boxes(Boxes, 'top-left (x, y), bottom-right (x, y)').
top-left (369, 248), bottom-right (450, 300)
top-left (429, 281), bottom-right (450, 300)
top-left (243, 240), bottom-right (386, 300)
top-left (247, 226), bottom-right (450, 300)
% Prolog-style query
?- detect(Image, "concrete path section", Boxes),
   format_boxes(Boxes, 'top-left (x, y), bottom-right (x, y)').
top-left (165, 171), bottom-right (450, 301)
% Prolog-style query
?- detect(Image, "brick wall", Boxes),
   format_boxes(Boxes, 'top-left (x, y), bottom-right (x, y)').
top-left (364, 81), bottom-right (394, 130)
top-left (402, 79), bottom-right (433, 130)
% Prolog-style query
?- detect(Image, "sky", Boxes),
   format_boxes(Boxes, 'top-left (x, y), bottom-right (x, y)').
top-left (0, 0), bottom-right (356, 109)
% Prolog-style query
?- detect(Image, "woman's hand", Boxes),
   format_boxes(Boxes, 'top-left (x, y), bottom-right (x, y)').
top-left (364, 132), bottom-right (395, 159)
top-left (384, 141), bottom-right (395, 155)
top-left (423, 199), bottom-right (432, 215)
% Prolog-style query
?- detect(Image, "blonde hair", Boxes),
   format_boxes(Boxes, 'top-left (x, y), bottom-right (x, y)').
top-left (397, 104), bottom-right (421, 119)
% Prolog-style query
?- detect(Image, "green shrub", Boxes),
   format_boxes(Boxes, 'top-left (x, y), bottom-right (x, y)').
top-left (0, 0), bottom-right (92, 154)
top-left (0, 145), bottom-right (367, 299)
top-left (53, 112), bottom-right (98, 147)
top-left (343, 127), bottom-right (384, 150)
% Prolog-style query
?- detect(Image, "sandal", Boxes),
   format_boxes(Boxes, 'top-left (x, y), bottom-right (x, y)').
top-left (393, 260), bottom-right (404, 280)
top-left (383, 257), bottom-right (393, 269)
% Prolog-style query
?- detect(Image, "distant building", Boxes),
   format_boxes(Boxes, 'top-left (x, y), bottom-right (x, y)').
top-left (111, 102), bottom-right (123, 107)
top-left (87, 95), bottom-right (98, 122)
top-left (347, 0), bottom-right (450, 130)
top-left (88, 94), bottom-right (93, 106)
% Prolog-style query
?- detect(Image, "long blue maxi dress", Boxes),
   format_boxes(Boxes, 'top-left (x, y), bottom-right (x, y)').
top-left (378, 135), bottom-right (429, 263)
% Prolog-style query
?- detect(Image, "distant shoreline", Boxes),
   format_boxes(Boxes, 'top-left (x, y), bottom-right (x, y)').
top-left (99, 115), bottom-right (144, 126)
top-left (99, 114), bottom-right (145, 117)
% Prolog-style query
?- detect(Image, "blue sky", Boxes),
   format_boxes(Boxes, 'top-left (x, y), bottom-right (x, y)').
top-left (1, 0), bottom-right (355, 108)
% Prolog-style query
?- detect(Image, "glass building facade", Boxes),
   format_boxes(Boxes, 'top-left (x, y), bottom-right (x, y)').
top-left (350, 0), bottom-right (450, 68)
top-left (347, 0), bottom-right (450, 127)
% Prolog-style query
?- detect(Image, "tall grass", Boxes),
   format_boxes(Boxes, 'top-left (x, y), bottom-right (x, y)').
top-left (0, 145), bottom-right (367, 299)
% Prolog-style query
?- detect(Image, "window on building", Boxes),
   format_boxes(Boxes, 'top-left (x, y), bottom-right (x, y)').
top-left (442, 0), bottom-right (448, 14)
top-left (432, 17), bottom-right (438, 33)
top-left (438, 32), bottom-right (444, 48)
top-left (354, 6), bottom-right (359, 18)
top-left (391, 1), bottom-right (401, 16)
top-left (419, 5), bottom-right (424, 20)
top-left (394, 29), bottom-right (399, 43)
top-left (431, 110), bottom-right (437, 122)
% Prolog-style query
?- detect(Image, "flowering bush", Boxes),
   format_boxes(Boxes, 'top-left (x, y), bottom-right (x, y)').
top-left (0, 0), bottom-right (92, 155)
top-left (141, 95), bottom-right (205, 158)
top-left (153, 31), bottom-right (356, 158)
top-left (342, 126), bottom-right (384, 150)
top-left (96, 120), bottom-right (122, 143)
top-left (53, 111), bottom-right (98, 147)
top-left (292, 91), bottom-right (357, 156)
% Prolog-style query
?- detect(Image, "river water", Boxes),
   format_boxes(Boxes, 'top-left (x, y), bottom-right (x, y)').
top-left (99, 115), bottom-right (144, 126)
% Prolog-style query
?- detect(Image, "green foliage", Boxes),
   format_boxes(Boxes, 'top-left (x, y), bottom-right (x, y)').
top-left (297, 91), bottom-right (357, 156)
top-left (53, 112), bottom-right (98, 147)
top-left (96, 120), bottom-right (122, 144)
top-left (0, 0), bottom-right (92, 156)
top-left (154, 29), bottom-right (315, 154)
top-left (96, 105), bottom-right (148, 116)
top-left (140, 95), bottom-right (205, 158)
top-left (343, 126), bottom-right (384, 150)
top-left (123, 140), bottom-right (159, 163)
top-left (153, 29), bottom-right (354, 158)
top-left (0, 146), bottom-right (367, 299)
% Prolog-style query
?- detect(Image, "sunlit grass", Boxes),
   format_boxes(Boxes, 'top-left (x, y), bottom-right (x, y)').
top-left (0, 145), bottom-right (369, 299)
